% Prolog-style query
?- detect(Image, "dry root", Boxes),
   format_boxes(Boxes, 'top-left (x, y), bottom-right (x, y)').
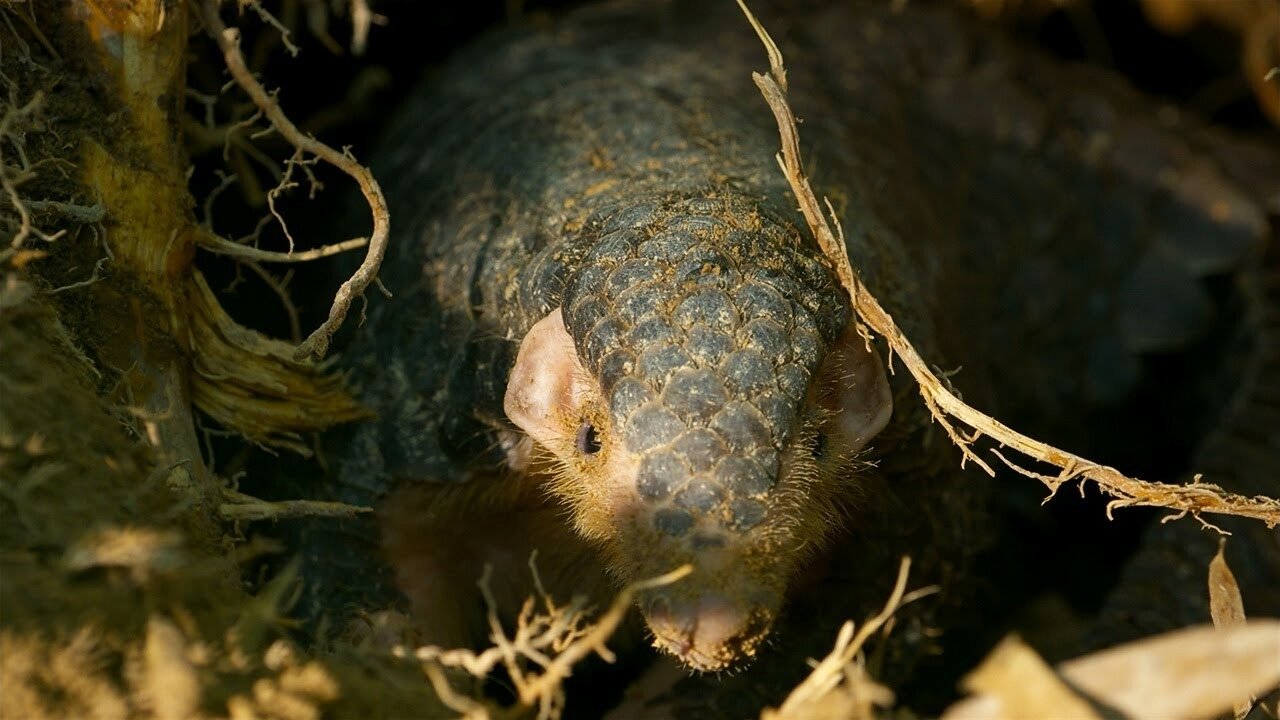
top-left (218, 488), bottom-right (371, 522)
top-left (399, 562), bottom-right (693, 720)
top-left (0, 91), bottom-right (60, 255)
top-left (736, 0), bottom-right (1280, 530)
top-left (65, 0), bottom-right (369, 464)
top-left (193, 0), bottom-right (391, 362)
top-left (764, 557), bottom-right (937, 720)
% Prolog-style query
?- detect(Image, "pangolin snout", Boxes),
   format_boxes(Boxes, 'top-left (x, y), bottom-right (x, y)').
top-left (644, 590), bottom-right (775, 672)
top-left (614, 502), bottom-right (786, 670)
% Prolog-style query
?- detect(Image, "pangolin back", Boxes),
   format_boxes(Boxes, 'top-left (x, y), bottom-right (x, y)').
top-left (300, 0), bottom-right (1277, 685)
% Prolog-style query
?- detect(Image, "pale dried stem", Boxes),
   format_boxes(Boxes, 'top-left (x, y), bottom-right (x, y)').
top-left (48, 256), bottom-right (108, 294)
top-left (24, 200), bottom-right (105, 224)
top-left (349, 0), bottom-right (374, 56)
top-left (1, 90), bottom-right (45, 249)
top-left (195, 0), bottom-right (391, 361)
top-left (513, 566), bottom-right (693, 714)
top-left (773, 557), bottom-right (935, 715)
top-left (736, 0), bottom-right (1280, 529)
top-left (218, 489), bottom-right (372, 521)
top-left (404, 564), bottom-right (693, 719)
top-left (421, 663), bottom-right (488, 719)
top-left (194, 226), bottom-right (368, 262)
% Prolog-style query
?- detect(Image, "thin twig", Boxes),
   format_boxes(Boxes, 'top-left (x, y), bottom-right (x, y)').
top-left (218, 489), bottom-right (372, 521)
top-left (402, 564), bottom-right (693, 718)
top-left (25, 200), bottom-right (106, 224)
top-left (516, 564), bottom-right (692, 708)
top-left (195, 0), bottom-right (391, 361)
top-left (1, 91), bottom-right (44, 249)
top-left (49, 256), bottom-right (108, 294)
top-left (194, 225), bottom-right (368, 262)
top-left (350, 0), bottom-right (376, 56)
top-left (771, 557), bottom-right (935, 717)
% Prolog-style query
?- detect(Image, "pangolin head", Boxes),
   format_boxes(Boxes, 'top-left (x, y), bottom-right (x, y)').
top-left (505, 195), bottom-right (892, 671)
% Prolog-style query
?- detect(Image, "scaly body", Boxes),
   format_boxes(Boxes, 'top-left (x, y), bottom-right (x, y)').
top-left (309, 0), bottom-right (1274, 674)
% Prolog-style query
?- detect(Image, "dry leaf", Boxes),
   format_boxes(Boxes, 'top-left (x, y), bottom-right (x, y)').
top-left (1209, 540), bottom-right (1246, 628)
top-left (1208, 541), bottom-right (1251, 718)
top-left (1058, 622), bottom-right (1280, 720)
top-left (941, 694), bottom-right (1013, 720)
top-left (942, 635), bottom-right (1099, 720)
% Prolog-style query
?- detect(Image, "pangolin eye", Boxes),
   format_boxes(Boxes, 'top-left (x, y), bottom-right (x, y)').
top-left (576, 422), bottom-right (602, 455)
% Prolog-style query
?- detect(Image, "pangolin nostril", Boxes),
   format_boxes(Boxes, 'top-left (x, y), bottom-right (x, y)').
top-left (689, 533), bottom-right (726, 550)
top-left (646, 593), bottom-right (761, 672)
top-left (686, 596), bottom-right (751, 653)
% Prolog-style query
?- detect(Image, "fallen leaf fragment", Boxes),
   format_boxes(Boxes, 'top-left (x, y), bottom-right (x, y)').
top-left (1209, 540), bottom-right (1246, 629)
top-left (1208, 541), bottom-right (1251, 719)
top-left (942, 635), bottom-right (1099, 720)
top-left (1058, 622), bottom-right (1280, 720)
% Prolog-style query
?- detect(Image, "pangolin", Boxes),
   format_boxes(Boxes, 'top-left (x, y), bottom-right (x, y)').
top-left (301, 0), bottom-right (1278, 678)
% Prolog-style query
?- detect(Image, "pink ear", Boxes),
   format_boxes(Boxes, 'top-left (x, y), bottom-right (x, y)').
top-left (504, 308), bottom-right (591, 457)
top-left (823, 326), bottom-right (893, 455)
